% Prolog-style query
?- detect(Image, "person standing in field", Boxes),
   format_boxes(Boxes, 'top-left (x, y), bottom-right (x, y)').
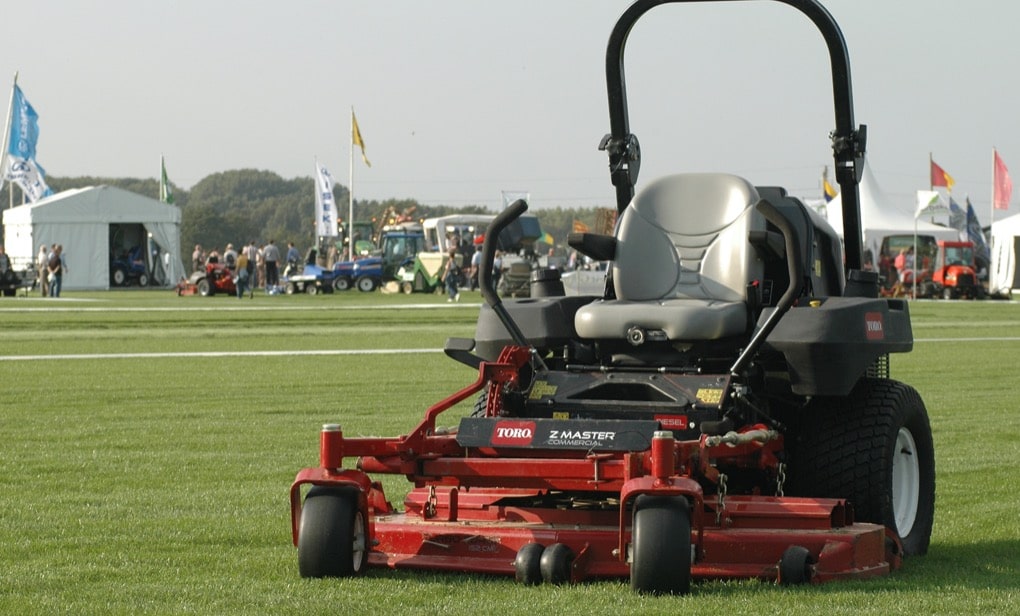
top-left (192, 244), bottom-right (204, 273)
top-left (235, 250), bottom-right (250, 299)
top-left (37, 243), bottom-right (50, 297)
top-left (442, 248), bottom-right (460, 302)
top-left (47, 244), bottom-right (66, 298)
top-left (263, 240), bottom-right (280, 288)
top-left (244, 240), bottom-right (259, 297)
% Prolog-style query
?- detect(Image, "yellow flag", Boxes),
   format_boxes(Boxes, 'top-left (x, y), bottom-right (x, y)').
top-left (352, 110), bottom-right (371, 167)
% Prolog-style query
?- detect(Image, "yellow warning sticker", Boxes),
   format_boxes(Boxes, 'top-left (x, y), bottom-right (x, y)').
top-left (552, 411), bottom-right (570, 420)
top-left (528, 381), bottom-right (558, 400)
top-left (696, 388), bottom-right (724, 405)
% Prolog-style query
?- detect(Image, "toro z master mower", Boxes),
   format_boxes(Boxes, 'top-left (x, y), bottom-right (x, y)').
top-left (290, 0), bottom-right (934, 594)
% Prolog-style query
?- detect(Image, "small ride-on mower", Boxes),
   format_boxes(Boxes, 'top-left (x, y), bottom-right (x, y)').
top-left (290, 0), bottom-right (934, 594)
top-left (176, 261), bottom-right (237, 297)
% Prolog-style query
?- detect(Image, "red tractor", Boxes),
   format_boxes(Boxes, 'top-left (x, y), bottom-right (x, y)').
top-left (929, 240), bottom-right (982, 300)
top-left (289, 0), bottom-right (934, 594)
top-left (176, 262), bottom-right (237, 297)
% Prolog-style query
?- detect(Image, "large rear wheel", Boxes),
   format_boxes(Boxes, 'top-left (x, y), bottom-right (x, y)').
top-left (630, 495), bottom-right (691, 595)
top-left (297, 488), bottom-right (367, 578)
top-left (786, 378), bottom-right (935, 556)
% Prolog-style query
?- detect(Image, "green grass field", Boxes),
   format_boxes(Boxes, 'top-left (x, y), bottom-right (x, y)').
top-left (1, 290), bottom-right (1017, 614)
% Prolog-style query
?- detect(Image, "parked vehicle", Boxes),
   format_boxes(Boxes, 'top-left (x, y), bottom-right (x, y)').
top-left (928, 240), bottom-right (982, 299)
top-left (282, 263), bottom-right (335, 295)
top-left (111, 246), bottom-right (149, 287)
top-left (333, 228), bottom-right (425, 292)
top-left (176, 262), bottom-right (236, 297)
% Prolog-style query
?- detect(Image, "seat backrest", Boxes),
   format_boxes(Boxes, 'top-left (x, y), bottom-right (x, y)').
top-left (612, 173), bottom-right (765, 302)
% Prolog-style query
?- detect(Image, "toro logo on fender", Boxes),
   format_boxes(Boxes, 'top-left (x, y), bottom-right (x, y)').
top-left (865, 311), bottom-right (884, 341)
top-left (491, 420), bottom-right (536, 446)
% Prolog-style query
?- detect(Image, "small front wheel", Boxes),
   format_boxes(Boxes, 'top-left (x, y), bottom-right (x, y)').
top-left (630, 495), bottom-right (691, 595)
top-left (298, 488), bottom-right (367, 578)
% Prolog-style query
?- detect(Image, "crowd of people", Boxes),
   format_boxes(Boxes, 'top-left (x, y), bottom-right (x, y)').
top-left (33, 243), bottom-right (68, 298)
top-left (0, 242), bottom-right (69, 298)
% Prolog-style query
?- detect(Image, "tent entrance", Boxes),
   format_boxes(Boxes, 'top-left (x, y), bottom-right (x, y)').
top-left (109, 223), bottom-right (150, 286)
top-left (1012, 237), bottom-right (1020, 289)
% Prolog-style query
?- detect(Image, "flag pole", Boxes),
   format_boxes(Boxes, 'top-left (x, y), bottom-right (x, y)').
top-left (991, 147), bottom-right (996, 235)
top-left (1, 72), bottom-right (19, 209)
top-left (348, 107), bottom-right (355, 261)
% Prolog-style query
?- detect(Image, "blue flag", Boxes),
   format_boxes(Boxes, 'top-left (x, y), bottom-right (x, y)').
top-left (948, 197), bottom-right (966, 233)
top-left (5, 84), bottom-right (53, 202)
top-left (965, 198), bottom-right (990, 262)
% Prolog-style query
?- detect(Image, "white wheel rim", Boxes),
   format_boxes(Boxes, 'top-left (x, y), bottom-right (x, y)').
top-left (352, 511), bottom-right (367, 571)
top-left (891, 427), bottom-right (920, 537)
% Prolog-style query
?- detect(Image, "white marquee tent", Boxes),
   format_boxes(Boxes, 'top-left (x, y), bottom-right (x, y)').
top-left (988, 212), bottom-right (1020, 297)
top-left (823, 163), bottom-right (959, 264)
top-left (2, 186), bottom-right (185, 290)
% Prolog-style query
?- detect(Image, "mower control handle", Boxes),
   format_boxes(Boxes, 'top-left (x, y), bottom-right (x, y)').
top-left (479, 199), bottom-right (526, 307)
top-left (479, 199), bottom-right (532, 349)
top-left (730, 199), bottom-right (805, 377)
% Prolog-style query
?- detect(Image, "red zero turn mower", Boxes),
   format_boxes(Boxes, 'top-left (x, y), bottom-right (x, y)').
top-left (290, 0), bottom-right (934, 594)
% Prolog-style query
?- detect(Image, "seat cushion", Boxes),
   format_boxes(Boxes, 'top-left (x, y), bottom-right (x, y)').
top-left (574, 173), bottom-right (763, 342)
top-left (575, 298), bottom-right (749, 341)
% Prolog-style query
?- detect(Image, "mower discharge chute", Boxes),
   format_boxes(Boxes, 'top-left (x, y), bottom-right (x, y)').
top-left (290, 0), bottom-right (934, 594)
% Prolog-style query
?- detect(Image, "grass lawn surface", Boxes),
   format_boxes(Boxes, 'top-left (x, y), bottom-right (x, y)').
top-left (1, 290), bottom-right (1017, 614)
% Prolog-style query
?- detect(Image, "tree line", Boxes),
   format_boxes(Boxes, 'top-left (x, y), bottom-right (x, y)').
top-left (1, 170), bottom-right (611, 261)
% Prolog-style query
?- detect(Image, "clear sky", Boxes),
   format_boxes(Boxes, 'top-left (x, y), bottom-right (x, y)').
top-left (4, 0), bottom-right (1018, 222)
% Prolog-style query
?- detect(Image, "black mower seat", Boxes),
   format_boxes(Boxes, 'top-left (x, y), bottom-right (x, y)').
top-left (575, 173), bottom-right (765, 342)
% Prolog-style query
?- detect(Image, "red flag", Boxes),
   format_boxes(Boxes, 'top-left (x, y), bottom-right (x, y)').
top-left (994, 150), bottom-right (1012, 210)
top-left (930, 159), bottom-right (954, 190)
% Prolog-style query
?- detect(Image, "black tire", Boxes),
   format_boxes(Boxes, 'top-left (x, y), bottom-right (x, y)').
top-left (539, 543), bottom-right (573, 585)
top-left (514, 543), bottom-right (544, 585)
top-left (197, 279), bottom-right (213, 297)
top-left (778, 545), bottom-right (813, 585)
top-left (112, 267), bottom-right (127, 286)
top-left (298, 488), bottom-right (367, 578)
top-left (305, 284), bottom-right (318, 296)
top-left (630, 495), bottom-right (691, 595)
top-left (785, 378), bottom-right (935, 556)
top-left (942, 287), bottom-right (953, 300)
top-left (138, 273), bottom-right (149, 287)
top-left (400, 281), bottom-right (413, 294)
top-left (286, 282), bottom-right (297, 295)
top-left (471, 389), bottom-right (488, 418)
top-left (334, 276), bottom-right (351, 291)
top-left (356, 276), bottom-right (377, 293)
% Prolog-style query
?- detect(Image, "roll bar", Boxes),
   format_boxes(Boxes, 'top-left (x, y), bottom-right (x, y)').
top-left (601, 0), bottom-right (866, 270)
